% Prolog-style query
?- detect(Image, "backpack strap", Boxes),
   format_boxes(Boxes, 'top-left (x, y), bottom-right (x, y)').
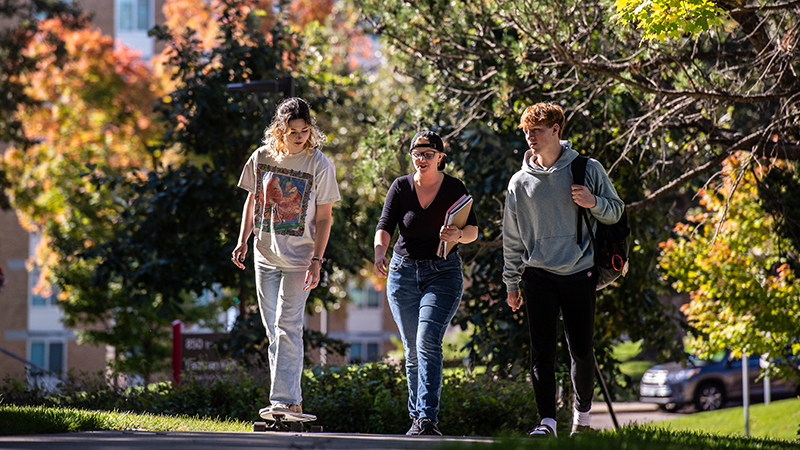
top-left (571, 155), bottom-right (590, 246)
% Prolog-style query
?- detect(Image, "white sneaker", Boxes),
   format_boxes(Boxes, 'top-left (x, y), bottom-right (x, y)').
top-left (529, 417), bottom-right (558, 438)
top-left (270, 402), bottom-right (294, 413)
top-left (259, 402), bottom-right (316, 421)
top-left (528, 423), bottom-right (556, 438)
top-left (259, 402), bottom-right (291, 419)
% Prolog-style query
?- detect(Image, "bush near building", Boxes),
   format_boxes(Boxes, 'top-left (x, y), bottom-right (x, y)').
top-left (0, 363), bottom-right (541, 436)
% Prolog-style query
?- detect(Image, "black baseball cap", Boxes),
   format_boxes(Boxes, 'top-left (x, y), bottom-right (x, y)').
top-left (410, 130), bottom-right (444, 152)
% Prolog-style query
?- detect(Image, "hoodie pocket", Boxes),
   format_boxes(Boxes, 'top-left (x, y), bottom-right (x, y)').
top-left (529, 235), bottom-right (587, 271)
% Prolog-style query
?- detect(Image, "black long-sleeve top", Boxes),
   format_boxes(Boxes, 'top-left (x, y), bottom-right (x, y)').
top-left (376, 173), bottom-right (478, 260)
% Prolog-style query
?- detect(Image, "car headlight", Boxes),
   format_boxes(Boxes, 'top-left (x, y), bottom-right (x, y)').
top-left (642, 369), bottom-right (668, 385)
top-left (667, 368), bottom-right (701, 383)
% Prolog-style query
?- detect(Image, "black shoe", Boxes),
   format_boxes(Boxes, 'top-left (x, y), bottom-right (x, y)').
top-left (418, 418), bottom-right (442, 436)
top-left (406, 418), bottom-right (421, 435)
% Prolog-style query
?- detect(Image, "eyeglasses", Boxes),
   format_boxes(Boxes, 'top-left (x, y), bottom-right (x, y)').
top-left (410, 150), bottom-right (439, 160)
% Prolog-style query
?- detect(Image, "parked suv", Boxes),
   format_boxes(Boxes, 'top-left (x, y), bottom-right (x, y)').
top-left (639, 352), bottom-right (799, 412)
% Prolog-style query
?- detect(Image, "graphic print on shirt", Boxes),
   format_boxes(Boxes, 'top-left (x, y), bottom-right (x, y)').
top-left (254, 164), bottom-right (314, 236)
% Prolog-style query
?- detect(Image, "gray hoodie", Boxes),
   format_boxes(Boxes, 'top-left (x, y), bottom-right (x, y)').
top-left (502, 141), bottom-right (624, 292)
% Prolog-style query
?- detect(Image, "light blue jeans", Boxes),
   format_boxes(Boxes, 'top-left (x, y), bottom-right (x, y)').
top-left (255, 265), bottom-right (309, 406)
top-left (386, 252), bottom-right (463, 422)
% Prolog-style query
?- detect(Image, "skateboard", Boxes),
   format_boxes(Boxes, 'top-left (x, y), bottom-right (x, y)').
top-left (254, 408), bottom-right (322, 432)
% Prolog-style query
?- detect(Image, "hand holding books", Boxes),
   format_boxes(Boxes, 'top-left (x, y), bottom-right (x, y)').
top-left (437, 194), bottom-right (473, 258)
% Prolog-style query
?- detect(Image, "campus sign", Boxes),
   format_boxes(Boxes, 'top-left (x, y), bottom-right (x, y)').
top-left (171, 320), bottom-right (235, 383)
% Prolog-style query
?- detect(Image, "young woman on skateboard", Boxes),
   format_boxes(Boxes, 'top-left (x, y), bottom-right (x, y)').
top-left (232, 97), bottom-right (340, 423)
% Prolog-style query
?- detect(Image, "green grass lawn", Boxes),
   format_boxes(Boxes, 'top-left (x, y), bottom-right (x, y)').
top-left (0, 404), bottom-right (251, 436)
top-left (612, 340), bottom-right (653, 383)
top-left (619, 360), bottom-right (652, 381)
top-left (612, 340), bottom-right (643, 361)
top-left (1, 402), bottom-right (798, 449)
top-left (657, 397), bottom-right (800, 441)
top-left (439, 426), bottom-right (798, 450)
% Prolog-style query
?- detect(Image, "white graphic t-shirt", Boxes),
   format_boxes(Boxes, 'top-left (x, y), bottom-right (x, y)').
top-left (238, 145), bottom-right (340, 270)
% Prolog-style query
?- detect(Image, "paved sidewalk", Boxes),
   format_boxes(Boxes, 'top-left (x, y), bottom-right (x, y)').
top-left (0, 402), bottom-right (682, 450)
top-left (0, 430), bottom-right (495, 450)
top-left (591, 401), bottom-right (682, 430)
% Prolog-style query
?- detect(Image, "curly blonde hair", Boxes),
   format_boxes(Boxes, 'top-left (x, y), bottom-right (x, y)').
top-left (262, 97), bottom-right (326, 159)
top-left (519, 103), bottom-right (565, 139)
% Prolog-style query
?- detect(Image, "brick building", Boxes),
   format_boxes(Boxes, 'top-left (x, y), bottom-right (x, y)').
top-left (0, 213), bottom-right (109, 386)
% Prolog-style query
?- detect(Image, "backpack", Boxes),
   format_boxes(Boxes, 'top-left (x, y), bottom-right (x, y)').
top-left (571, 155), bottom-right (631, 290)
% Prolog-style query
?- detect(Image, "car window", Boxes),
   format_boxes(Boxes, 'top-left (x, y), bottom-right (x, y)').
top-left (710, 350), bottom-right (727, 363)
top-left (688, 350), bottom-right (728, 366)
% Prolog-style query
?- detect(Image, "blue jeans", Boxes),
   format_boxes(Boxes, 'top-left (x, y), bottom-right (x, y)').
top-left (255, 265), bottom-right (309, 406)
top-left (386, 252), bottom-right (463, 422)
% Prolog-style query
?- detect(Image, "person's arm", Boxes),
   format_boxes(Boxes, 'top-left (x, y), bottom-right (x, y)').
top-left (373, 179), bottom-right (401, 278)
top-left (373, 229), bottom-right (392, 278)
top-left (305, 202), bottom-right (333, 290)
top-left (502, 186), bottom-right (525, 308)
top-left (503, 180), bottom-right (523, 311)
top-left (583, 159), bottom-right (625, 224)
top-left (232, 192), bottom-right (255, 270)
top-left (502, 191), bottom-right (524, 289)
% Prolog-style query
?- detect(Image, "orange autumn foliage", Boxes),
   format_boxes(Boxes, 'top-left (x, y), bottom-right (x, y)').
top-left (659, 153), bottom-right (800, 362)
top-left (160, 0), bottom-right (283, 50)
top-left (4, 17), bottom-right (162, 229)
top-left (289, 0), bottom-right (334, 28)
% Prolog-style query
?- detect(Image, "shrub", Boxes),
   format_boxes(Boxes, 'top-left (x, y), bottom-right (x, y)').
top-left (1, 363), bottom-right (544, 436)
top-left (302, 363), bottom-right (408, 433)
top-left (0, 368), bottom-right (270, 422)
top-left (439, 371), bottom-right (539, 436)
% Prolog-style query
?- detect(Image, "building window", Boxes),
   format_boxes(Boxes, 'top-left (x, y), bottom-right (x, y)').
top-left (29, 341), bottom-right (65, 376)
top-left (118, 0), bottom-right (151, 31)
top-left (367, 342), bottom-right (379, 362)
top-left (348, 342), bottom-right (380, 364)
top-left (32, 0), bottom-right (72, 19)
top-left (349, 343), bottom-right (362, 363)
top-left (29, 233), bottom-right (57, 307)
top-left (349, 282), bottom-right (380, 309)
top-left (30, 265), bottom-right (56, 306)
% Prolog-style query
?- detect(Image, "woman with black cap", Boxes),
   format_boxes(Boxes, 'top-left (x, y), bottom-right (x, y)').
top-left (373, 130), bottom-right (478, 435)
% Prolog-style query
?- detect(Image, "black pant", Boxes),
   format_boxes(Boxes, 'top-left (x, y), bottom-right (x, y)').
top-left (522, 267), bottom-right (596, 419)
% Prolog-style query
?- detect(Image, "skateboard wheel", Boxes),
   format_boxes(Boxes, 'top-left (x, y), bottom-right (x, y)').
top-left (309, 426), bottom-right (323, 432)
top-left (253, 422), bottom-right (267, 432)
top-left (289, 422), bottom-right (304, 432)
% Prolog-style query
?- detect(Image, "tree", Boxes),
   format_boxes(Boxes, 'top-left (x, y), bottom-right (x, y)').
top-left (757, 165), bottom-right (800, 273)
top-left (146, 0), bottom-right (391, 367)
top-left (356, 0), bottom-right (800, 211)
top-left (50, 166), bottom-right (237, 380)
top-left (2, 0), bottom-right (386, 378)
top-left (349, 0), bottom-right (800, 385)
top-left (614, 0), bottom-right (724, 42)
top-left (0, 0), bottom-right (92, 209)
top-left (2, 14), bottom-right (161, 275)
top-left (0, 6), bottom-right (196, 379)
top-left (4, 16), bottom-right (160, 220)
top-left (659, 154), bottom-right (800, 380)
top-left (352, 0), bottom-right (703, 379)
